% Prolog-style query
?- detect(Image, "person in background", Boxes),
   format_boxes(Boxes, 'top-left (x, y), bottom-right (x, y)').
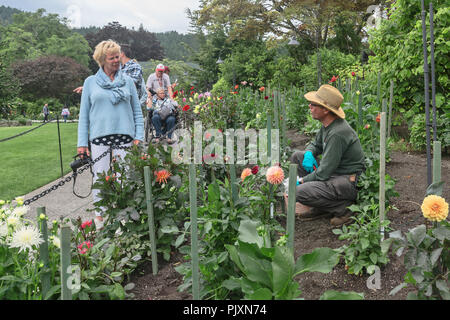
top-left (73, 44), bottom-right (148, 108)
top-left (146, 63), bottom-right (173, 102)
top-left (77, 40), bottom-right (144, 225)
top-left (61, 106), bottom-right (70, 123)
top-left (147, 87), bottom-right (177, 144)
top-left (42, 103), bottom-right (49, 122)
top-left (286, 84), bottom-right (365, 227)
top-left (163, 65), bottom-right (177, 91)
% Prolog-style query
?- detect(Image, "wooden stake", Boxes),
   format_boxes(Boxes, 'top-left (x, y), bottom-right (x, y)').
top-left (60, 225), bottom-right (72, 300)
top-left (287, 164), bottom-right (298, 253)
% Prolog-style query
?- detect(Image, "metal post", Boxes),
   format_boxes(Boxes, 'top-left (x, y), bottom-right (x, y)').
top-left (56, 115), bottom-right (64, 179)
top-left (429, 2), bottom-right (437, 142)
top-left (37, 207), bottom-right (51, 299)
top-left (229, 164), bottom-right (238, 204)
top-left (189, 164), bottom-right (199, 300)
top-left (144, 166), bottom-right (158, 275)
top-left (421, 0), bottom-right (432, 187)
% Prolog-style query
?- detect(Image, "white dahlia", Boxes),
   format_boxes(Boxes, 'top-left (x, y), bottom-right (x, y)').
top-left (9, 225), bottom-right (44, 253)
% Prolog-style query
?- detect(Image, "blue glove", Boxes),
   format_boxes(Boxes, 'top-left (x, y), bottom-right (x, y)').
top-left (302, 151), bottom-right (318, 173)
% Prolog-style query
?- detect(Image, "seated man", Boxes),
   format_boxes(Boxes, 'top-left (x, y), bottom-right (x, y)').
top-left (147, 87), bottom-right (177, 144)
top-left (288, 84), bottom-right (365, 226)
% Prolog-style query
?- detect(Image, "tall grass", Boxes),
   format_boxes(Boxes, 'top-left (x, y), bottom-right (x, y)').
top-left (0, 122), bottom-right (78, 200)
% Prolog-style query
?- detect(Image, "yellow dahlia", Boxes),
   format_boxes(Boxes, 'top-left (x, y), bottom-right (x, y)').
top-left (421, 195), bottom-right (449, 222)
top-left (266, 166), bottom-right (284, 185)
top-left (241, 168), bottom-right (252, 181)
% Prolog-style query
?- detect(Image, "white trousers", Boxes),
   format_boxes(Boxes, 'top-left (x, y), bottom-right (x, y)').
top-left (91, 143), bottom-right (131, 216)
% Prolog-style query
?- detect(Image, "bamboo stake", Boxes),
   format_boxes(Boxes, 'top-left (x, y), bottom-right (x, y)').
top-left (430, 2), bottom-right (437, 142)
top-left (358, 90), bottom-right (363, 131)
top-left (37, 207), bottom-right (51, 299)
top-left (377, 71), bottom-right (381, 108)
top-left (287, 164), bottom-right (298, 253)
top-left (189, 164), bottom-right (199, 300)
top-left (144, 166), bottom-right (158, 275)
top-left (379, 112), bottom-right (387, 240)
top-left (60, 225), bottom-right (72, 300)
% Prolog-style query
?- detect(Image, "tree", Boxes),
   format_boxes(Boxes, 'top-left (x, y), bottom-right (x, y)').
top-left (0, 8), bottom-right (91, 67)
top-left (11, 55), bottom-right (90, 100)
top-left (0, 53), bottom-right (20, 119)
top-left (84, 22), bottom-right (164, 71)
top-left (368, 0), bottom-right (449, 121)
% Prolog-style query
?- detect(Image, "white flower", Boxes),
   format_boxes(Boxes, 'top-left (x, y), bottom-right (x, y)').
top-left (12, 205), bottom-right (29, 217)
top-left (15, 196), bottom-right (24, 205)
top-left (51, 236), bottom-right (60, 249)
top-left (6, 215), bottom-right (20, 228)
top-left (9, 225), bottom-right (44, 253)
top-left (0, 222), bottom-right (8, 238)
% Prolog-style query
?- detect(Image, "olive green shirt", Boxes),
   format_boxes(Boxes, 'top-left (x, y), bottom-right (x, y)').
top-left (303, 118), bottom-right (365, 182)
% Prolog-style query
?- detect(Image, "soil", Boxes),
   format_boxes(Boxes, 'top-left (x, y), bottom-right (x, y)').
top-left (129, 129), bottom-right (450, 300)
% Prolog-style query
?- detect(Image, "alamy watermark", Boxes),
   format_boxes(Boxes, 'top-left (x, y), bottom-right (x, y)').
top-left (170, 121), bottom-right (280, 165)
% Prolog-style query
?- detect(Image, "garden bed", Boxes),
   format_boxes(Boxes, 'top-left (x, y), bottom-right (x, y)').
top-left (129, 130), bottom-right (450, 300)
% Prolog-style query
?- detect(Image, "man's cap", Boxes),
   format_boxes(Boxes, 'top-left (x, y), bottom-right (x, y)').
top-left (304, 84), bottom-right (345, 119)
top-left (156, 64), bottom-right (165, 71)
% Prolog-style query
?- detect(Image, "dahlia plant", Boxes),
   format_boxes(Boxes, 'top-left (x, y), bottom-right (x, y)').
top-left (387, 195), bottom-right (450, 300)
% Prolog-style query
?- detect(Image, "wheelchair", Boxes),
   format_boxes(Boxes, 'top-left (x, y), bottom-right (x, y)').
top-left (144, 107), bottom-right (180, 144)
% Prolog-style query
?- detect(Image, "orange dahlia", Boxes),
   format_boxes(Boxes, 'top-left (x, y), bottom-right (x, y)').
top-left (421, 195), bottom-right (449, 222)
top-left (241, 168), bottom-right (252, 181)
top-left (155, 170), bottom-right (171, 184)
top-left (266, 166), bottom-right (284, 185)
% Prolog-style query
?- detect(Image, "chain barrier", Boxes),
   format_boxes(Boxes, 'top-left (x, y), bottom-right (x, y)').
top-left (0, 118), bottom-right (55, 143)
top-left (23, 144), bottom-right (132, 206)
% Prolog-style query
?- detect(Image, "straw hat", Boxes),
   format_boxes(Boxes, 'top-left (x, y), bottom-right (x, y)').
top-left (304, 84), bottom-right (345, 119)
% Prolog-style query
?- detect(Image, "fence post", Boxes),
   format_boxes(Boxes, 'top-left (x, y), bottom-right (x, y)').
top-left (189, 164), bottom-right (200, 300)
top-left (144, 166), bottom-right (158, 275)
top-left (358, 89), bottom-right (363, 132)
top-left (229, 164), bottom-right (238, 204)
top-left (37, 207), bottom-right (51, 299)
top-left (60, 225), bottom-right (72, 300)
top-left (379, 112), bottom-right (387, 240)
top-left (287, 164), bottom-right (298, 253)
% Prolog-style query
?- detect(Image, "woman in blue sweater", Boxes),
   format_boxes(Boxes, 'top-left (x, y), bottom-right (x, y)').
top-left (77, 40), bottom-right (144, 224)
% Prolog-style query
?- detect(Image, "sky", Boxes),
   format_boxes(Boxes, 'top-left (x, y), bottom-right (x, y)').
top-left (0, 0), bottom-right (201, 34)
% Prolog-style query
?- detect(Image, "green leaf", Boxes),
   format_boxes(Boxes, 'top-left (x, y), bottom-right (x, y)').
top-left (225, 244), bottom-right (245, 271)
top-left (436, 280), bottom-right (450, 300)
top-left (361, 238), bottom-right (370, 250)
top-left (207, 182), bottom-right (220, 205)
top-left (407, 225), bottom-right (426, 247)
top-left (238, 220), bottom-right (265, 248)
top-left (175, 234), bottom-right (185, 248)
top-left (248, 287), bottom-right (273, 300)
top-left (433, 225), bottom-right (450, 241)
top-left (222, 278), bottom-right (242, 291)
top-left (160, 225), bottom-right (179, 234)
top-left (110, 272), bottom-right (122, 278)
top-left (369, 253), bottom-right (378, 264)
top-left (111, 283), bottom-right (125, 300)
top-left (294, 247), bottom-right (340, 275)
top-left (272, 246), bottom-right (295, 296)
top-left (430, 248), bottom-right (443, 266)
top-left (319, 290), bottom-right (364, 300)
top-left (389, 283), bottom-right (407, 296)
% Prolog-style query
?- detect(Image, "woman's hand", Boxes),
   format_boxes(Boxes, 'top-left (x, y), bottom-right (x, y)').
top-left (77, 147), bottom-right (90, 158)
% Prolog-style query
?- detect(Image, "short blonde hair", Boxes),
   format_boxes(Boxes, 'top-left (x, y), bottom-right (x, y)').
top-left (93, 40), bottom-right (121, 67)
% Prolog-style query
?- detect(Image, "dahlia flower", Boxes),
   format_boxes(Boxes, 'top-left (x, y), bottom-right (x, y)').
top-left (421, 195), bottom-right (449, 222)
top-left (241, 168), bottom-right (252, 181)
top-left (155, 170), bottom-right (171, 184)
top-left (9, 225), bottom-right (44, 253)
top-left (266, 166), bottom-right (285, 185)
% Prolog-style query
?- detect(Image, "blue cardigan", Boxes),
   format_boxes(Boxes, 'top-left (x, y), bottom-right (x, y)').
top-left (77, 70), bottom-right (144, 147)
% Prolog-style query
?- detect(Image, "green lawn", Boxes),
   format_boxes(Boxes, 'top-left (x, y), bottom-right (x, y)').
top-left (0, 122), bottom-right (78, 200)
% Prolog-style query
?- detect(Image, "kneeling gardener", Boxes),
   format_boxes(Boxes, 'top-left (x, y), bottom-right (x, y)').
top-left (289, 84), bottom-right (365, 226)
